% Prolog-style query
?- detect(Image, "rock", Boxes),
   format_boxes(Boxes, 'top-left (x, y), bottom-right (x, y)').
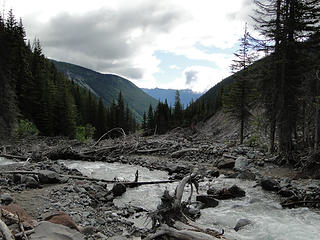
top-left (234, 218), bottom-right (252, 231)
top-left (167, 165), bottom-right (189, 175)
top-left (237, 170), bottom-right (256, 180)
top-left (214, 185), bottom-right (246, 199)
top-left (196, 195), bottom-right (219, 208)
top-left (112, 183), bottom-right (126, 197)
top-left (38, 170), bottom-right (61, 184)
top-left (207, 187), bottom-right (218, 195)
top-left (208, 170), bottom-right (220, 178)
top-left (30, 221), bottom-right (84, 240)
top-left (1, 193), bottom-right (14, 205)
top-left (261, 178), bottom-right (280, 191)
top-left (278, 188), bottom-right (294, 197)
top-left (22, 175), bottom-right (39, 188)
top-left (44, 212), bottom-right (81, 232)
top-left (13, 174), bottom-right (22, 184)
top-left (229, 185), bottom-right (246, 198)
top-left (234, 156), bottom-right (249, 171)
top-left (217, 159), bottom-right (235, 169)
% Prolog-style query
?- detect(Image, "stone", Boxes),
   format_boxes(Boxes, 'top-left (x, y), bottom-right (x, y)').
top-left (30, 221), bottom-right (84, 240)
top-left (234, 219), bottom-right (252, 231)
top-left (278, 188), bottom-right (294, 197)
top-left (237, 170), bottom-right (256, 180)
top-left (1, 193), bottom-right (14, 205)
top-left (38, 170), bottom-right (61, 184)
top-left (112, 183), bottom-right (126, 197)
top-left (207, 187), bottom-right (218, 195)
top-left (208, 170), bottom-right (220, 178)
top-left (228, 185), bottom-right (246, 198)
top-left (234, 156), bottom-right (249, 171)
top-left (217, 159), bottom-right (235, 169)
top-left (261, 178), bottom-right (280, 191)
top-left (196, 195), bottom-right (219, 208)
top-left (22, 176), bottom-right (39, 188)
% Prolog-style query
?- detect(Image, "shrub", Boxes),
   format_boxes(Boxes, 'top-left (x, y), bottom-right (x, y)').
top-left (76, 124), bottom-right (95, 142)
top-left (14, 119), bottom-right (39, 138)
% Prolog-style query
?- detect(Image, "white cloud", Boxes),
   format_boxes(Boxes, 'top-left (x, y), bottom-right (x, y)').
top-left (2, 0), bottom-right (255, 91)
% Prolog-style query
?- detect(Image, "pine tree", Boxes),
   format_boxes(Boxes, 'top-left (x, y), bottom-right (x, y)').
top-left (223, 24), bottom-right (257, 144)
top-left (173, 90), bottom-right (183, 127)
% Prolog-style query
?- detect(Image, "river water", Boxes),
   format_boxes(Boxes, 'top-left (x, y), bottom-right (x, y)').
top-left (2, 157), bottom-right (319, 240)
top-left (61, 160), bottom-right (320, 240)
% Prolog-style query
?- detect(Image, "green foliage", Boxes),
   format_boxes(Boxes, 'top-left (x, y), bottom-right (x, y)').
top-left (52, 60), bottom-right (158, 122)
top-left (76, 124), bottom-right (95, 143)
top-left (14, 119), bottom-right (39, 138)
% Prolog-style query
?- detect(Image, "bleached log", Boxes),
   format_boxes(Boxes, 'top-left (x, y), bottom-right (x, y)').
top-left (145, 224), bottom-right (219, 240)
top-left (0, 218), bottom-right (13, 240)
top-left (92, 128), bottom-right (126, 147)
top-left (0, 154), bottom-right (28, 161)
top-left (0, 171), bottom-right (175, 186)
top-left (173, 173), bottom-right (196, 210)
top-left (135, 148), bottom-right (166, 154)
top-left (171, 148), bottom-right (199, 158)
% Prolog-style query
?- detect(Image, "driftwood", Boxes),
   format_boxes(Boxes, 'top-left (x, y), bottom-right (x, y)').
top-left (281, 200), bottom-right (320, 208)
top-left (0, 218), bottom-right (13, 240)
top-left (135, 148), bottom-right (166, 154)
top-left (92, 128), bottom-right (126, 147)
top-left (0, 170), bottom-right (175, 186)
top-left (171, 148), bottom-right (199, 158)
top-left (146, 173), bottom-right (226, 240)
top-left (145, 224), bottom-right (220, 240)
top-left (0, 154), bottom-right (28, 161)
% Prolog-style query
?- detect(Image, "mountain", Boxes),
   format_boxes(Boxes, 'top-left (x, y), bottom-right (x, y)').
top-left (51, 60), bottom-right (158, 121)
top-left (142, 88), bottom-right (202, 107)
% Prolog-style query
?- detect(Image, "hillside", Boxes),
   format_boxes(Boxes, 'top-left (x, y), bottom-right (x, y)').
top-left (52, 60), bottom-right (158, 121)
top-left (142, 88), bottom-right (202, 107)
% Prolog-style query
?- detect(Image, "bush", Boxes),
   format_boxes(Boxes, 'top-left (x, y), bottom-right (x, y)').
top-left (76, 124), bottom-right (95, 142)
top-left (14, 119), bottom-right (39, 138)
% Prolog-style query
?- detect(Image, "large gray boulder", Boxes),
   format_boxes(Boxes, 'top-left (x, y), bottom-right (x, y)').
top-left (234, 156), bottom-right (249, 171)
top-left (38, 170), bottom-right (61, 184)
top-left (30, 221), bottom-right (84, 240)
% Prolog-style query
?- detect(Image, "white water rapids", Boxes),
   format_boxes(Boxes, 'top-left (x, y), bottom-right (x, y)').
top-left (61, 160), bottom-right (320, 240)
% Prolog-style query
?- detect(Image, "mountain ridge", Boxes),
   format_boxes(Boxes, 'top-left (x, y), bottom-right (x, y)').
top-left (51, 60), bottom-right (158, 121)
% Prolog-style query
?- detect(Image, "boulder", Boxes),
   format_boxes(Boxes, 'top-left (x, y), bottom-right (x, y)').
top-left (234, 218), bottom-right (252, 232)
top-left (112, 183), bottom-right (126, 197)
top-left (196, 195), bottom-right (219, 208)
top-left (208, 170), bottom-right (220, 178)
top-left (22, 175), bottom-right (39, 188)
top-left (0, 193), bottom-right (14, 205)
top-left (237, 170), bottom-right (256, 180)
top-left (217, 159), bottom-right (235, 169)
top-left (207, 187), bottom-right (218, 195)
top-left (228, 185), bottom-right (246, 198)
top-left (30, 221), bottom-right (84, 240)
top-left (38, 170), bottom-right (61, 184)
top-left (261, 178), bottom-right (280, 191)
top-left (234, 156), bottom-right (249, 171)
top-left (214, 185), bottom-right (246, 200)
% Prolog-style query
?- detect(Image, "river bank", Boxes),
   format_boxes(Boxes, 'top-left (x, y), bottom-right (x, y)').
top-left (1, 129), bottom-right (320, 239)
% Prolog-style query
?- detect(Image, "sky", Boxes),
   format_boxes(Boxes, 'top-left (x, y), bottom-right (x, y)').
top-left (2, 0), bottom-right (255, 93)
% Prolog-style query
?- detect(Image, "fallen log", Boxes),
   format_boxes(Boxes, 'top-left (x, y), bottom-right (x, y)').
top-left (171, 148), bottom-right (199, 158)
top-left (135, 148), bottom-right (166, 154)
top-left (0, 218), bottom-right (13, 240)
top-left (145, 224), bottom-right (221, 240)
top-left (281, 200), bottom-right (320, 208)
top-left (0, 154), bottom-right (28, 161)
top-left (0, 171), bottom-right (175, 186)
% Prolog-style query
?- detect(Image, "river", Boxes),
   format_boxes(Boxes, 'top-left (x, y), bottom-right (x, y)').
top-left (61, 160), bottom-right (320, 240)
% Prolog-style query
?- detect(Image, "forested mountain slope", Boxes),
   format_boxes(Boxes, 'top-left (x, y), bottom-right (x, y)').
top-left (52, 60), bottom-right (158, 121)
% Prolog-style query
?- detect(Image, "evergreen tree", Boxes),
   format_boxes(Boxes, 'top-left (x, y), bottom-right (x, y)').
top-left (173, 90), bottom-right (183, 127)
top-left (223, 24), bottom-right (257, 144)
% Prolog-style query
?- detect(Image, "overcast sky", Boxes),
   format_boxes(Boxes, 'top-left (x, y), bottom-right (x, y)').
top-left (2, 0), bottom-right (255, 93)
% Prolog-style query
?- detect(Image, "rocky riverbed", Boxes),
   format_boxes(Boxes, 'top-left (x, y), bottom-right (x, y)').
top-left (1, 129), bottom-right (320, 239)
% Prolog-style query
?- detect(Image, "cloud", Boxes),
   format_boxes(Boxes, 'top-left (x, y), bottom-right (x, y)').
top-left (8, 0), bottom-right (256, 91)
top-left (22, 1), bottom-right (187, 80)
top-left (185, 70), bottom-right (199, 85)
